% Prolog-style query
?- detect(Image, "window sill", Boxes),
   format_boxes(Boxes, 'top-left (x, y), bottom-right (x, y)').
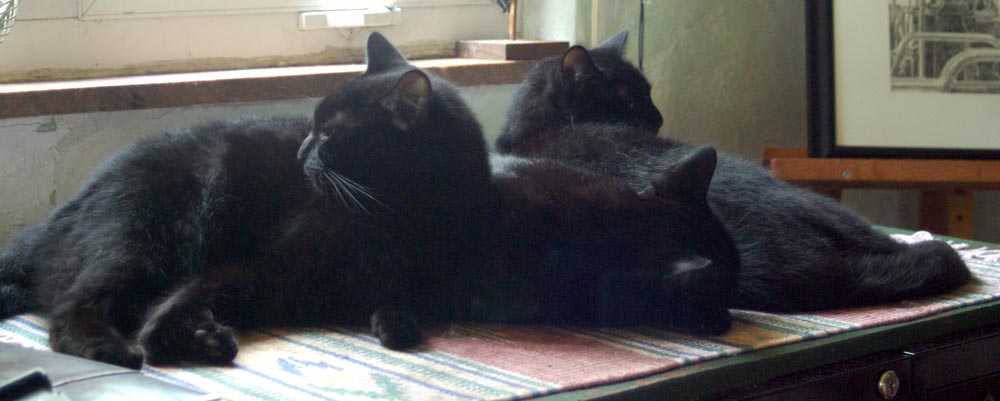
top-left (0, 58), bottom-right (535, 119)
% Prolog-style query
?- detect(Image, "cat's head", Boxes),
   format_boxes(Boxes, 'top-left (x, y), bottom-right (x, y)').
top-left (595, 146), bottom-right (736, 335)
top-left (492, 146), bottom-right (737, 334)
top-left (497, 30), bottom-right (663, 151)
top-left (634, 147), bottom-right (738, 335)
top-left (297, 32), bottom-right (490, 217)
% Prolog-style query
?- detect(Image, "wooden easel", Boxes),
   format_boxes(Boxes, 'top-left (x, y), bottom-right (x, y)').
top-left (763, 148), bottom-right (1000, 239)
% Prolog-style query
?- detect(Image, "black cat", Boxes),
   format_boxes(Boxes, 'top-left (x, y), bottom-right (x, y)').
top-left (0, 32), bottom-right (494, 368)
top-left (495, 31), bottom-right (971, 312)
top-left (496, 30), bottom-right (663, 152)
top-left (470, 147), bottom-right (738, 335)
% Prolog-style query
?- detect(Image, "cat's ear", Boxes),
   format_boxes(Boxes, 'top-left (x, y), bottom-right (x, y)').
top-left (560, 46), bottom-right (599, 87)
top-left (366, 32), bottom-right (408, 73)
top-left (383, 69), bottom-right (431, 131)
top-left (669, 255), bottom-right (713, 278)
top-left (595, 29), bottom-right (628, 54)
top-left (646, 146), bottom-right (717, 204)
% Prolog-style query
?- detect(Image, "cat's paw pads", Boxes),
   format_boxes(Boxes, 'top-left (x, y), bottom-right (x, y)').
top-left (194, 323), bottom-right (238, 365)
top-left (371, 309), bottom-right (422, 350)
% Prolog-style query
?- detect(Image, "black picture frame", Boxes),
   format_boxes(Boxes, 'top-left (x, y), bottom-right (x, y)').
top-left (806, 0), bottom-right (1000, 160)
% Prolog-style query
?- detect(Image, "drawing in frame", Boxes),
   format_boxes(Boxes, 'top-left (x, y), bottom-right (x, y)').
top-left (807, 0), bottom-right (1000, 159)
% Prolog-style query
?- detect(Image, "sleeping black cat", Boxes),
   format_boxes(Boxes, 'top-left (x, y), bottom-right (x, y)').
top-left (0, 32), bottom-right (494, 368)
top-left (470, 147), bottom-right (738, 335)
top-left (495, 30), bottom-right (971, 312)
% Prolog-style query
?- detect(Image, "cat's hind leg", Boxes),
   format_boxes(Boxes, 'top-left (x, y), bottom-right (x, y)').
top-left (0, 245), bottom-right (33, 319)
top-left (48, 271), bottom-right (152, 369)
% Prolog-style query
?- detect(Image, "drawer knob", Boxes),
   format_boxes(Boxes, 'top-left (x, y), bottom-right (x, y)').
top-left (878, 370), bottom-right (901, 400)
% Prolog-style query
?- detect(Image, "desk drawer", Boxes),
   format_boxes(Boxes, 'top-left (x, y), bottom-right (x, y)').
top-left (722, 354), bottom-right (911, 401)
top-left (926, 373), bottom-right (1000, 401)
top-left (907, 324), bottom-right (1000, 398)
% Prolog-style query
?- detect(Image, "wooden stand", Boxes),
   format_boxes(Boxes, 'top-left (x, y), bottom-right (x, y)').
top-left (763, 148), bottom-right (1000, 239)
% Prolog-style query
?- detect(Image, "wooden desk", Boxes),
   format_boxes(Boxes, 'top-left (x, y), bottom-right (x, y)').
top-left (538, 230), bottom-right (1000, 401)
top-left (763, 148), bottom-right (1000, 239)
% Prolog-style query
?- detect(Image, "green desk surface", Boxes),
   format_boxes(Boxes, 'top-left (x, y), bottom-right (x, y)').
top-left (539, 228), bottom-right (1000, 400)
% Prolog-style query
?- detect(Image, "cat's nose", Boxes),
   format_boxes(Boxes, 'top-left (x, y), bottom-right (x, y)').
top-left (647, 108), bottom-right (664, 133)
top-left (297, 132), bottom-right (317, 160)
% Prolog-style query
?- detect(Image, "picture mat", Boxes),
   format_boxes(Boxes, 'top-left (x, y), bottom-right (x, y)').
top-left (834, 1), bottom-right (1000, 150)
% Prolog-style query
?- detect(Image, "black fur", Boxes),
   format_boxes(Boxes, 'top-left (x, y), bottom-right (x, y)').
top-left (471, 148), bottom-right (738, 335)
top-left (0, 32), bottom-right (493, 368)
top-left (496, 30), bottom-right (662, 152)
top-left (495, 32), bottom-right (971, 312)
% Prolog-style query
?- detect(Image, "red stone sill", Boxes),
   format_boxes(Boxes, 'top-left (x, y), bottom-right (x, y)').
top-left (0, 58), bottom-right (535, 119)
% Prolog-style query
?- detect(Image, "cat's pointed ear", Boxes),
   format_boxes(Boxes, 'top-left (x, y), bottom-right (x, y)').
top-left (383, 69), bottom-right (431, 131)
top-left (646, 146), bottom-right (717, 204)
top-left (366, 32), bottom-right (408, 73)
top-left (595, 29), bottom-right (628, 54)
top-left (670, 255), bottom-right (713, 278)
top-left (560, 46), bottom-right (599, 87)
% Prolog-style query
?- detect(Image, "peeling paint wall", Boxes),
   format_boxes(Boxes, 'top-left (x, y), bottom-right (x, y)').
top-left (0, 85), bottom-right (515, 245)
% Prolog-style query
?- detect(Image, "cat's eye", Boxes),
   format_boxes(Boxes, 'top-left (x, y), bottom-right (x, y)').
top-left (319, 132), bottom-right (331, 141)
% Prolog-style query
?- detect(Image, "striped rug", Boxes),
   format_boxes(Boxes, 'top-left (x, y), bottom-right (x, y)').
top-left (2, 238), bottom-right (999, 401)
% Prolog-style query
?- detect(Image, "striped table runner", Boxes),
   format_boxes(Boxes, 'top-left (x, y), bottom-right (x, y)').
top-left (3, 242), bottom-right (999, 401)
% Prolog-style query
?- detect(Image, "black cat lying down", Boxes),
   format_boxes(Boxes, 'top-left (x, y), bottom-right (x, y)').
top-left (473, 148), bottom-right (738, 335)
top-left (0, 31), bottom-right (737, 369)
top-left (0, 32), bottom-right (495, 368)
top-left (495, 30), bottom-right (971, 312)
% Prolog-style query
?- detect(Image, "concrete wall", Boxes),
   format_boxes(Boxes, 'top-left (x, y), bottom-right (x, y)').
top-left (0, 85), bottom-right (516, 244)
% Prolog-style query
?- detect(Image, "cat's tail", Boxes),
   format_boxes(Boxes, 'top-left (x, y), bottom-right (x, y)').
top-left (845, 239), bottom-right (971, 307)
top-left (736, 238), bottom-right (973, 312)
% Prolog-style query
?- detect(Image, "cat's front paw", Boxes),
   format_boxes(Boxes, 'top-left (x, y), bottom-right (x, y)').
top-left (665, 301), bottom-right (733, 336)
top-left (370, 308), bottom-right (422, 350)
top-left (52, 334), bottom-right (145, 369)
top-left (88, 341), bottom-right (146, 369)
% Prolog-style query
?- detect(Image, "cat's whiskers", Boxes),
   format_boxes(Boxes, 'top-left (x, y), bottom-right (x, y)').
top-left (321, 170), bottom-right (393, 215)
top-left (331, 173), bottom-right (371, 215)
top-left (320, 171), bottom-right (352, 212)
top-left (335, 176), bottom-right (393, 212)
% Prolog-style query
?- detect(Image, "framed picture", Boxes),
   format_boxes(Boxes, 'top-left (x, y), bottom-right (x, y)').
top-left (807, 0), bottom-right (1000, 159)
